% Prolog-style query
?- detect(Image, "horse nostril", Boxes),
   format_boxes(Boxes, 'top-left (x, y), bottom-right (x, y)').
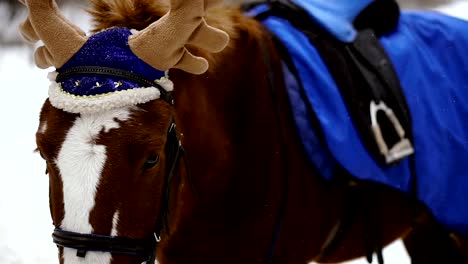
top-left (143, 155), bottom-right (160, 170)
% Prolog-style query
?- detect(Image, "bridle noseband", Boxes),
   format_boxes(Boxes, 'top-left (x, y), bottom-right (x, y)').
top-left (52, 228), bottom-right (158, 259)
top-left (51, 66), bottom-right (185, 263)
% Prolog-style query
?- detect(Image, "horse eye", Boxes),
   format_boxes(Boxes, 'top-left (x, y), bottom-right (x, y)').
top-left (143, 155), bottom-right (160, 170)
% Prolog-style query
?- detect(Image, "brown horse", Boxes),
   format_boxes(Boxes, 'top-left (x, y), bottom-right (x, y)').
top-left (25, 0), bottom-right (467, 263)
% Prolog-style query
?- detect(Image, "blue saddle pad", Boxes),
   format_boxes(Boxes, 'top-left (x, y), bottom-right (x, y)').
top-left (252, 5), bottom-right (468, 237)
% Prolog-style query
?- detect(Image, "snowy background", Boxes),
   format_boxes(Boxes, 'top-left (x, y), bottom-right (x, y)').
top-left (0, 1), bottom-right (467, 263)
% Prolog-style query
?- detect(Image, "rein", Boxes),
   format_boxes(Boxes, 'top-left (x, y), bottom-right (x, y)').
top-left (257, 22), bottom-right (291, 264)
top-left (51, 66), bottom-right (185, 263)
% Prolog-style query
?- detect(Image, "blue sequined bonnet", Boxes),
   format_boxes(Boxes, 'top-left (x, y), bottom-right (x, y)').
top-left (48, 27), bottom-right (173, 114)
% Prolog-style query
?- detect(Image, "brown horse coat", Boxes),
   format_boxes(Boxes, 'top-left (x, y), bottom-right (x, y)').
top-left (33, 0), bottom-right (467, 263)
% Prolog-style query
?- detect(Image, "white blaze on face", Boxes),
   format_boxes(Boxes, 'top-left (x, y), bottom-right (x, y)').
top-left (111, 211), bottom-right (119, 237)
top-left (55, 107), bottom-right (131, 264)
top-left (39, 120), bottom-right (48, 134)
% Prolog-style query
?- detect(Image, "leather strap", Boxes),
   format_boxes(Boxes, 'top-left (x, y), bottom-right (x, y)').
top-left (56, 66), bottom-right (174, 104)
top-left (52, 228), bottom-right (156, 260)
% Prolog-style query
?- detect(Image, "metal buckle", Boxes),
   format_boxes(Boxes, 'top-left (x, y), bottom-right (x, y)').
top-left (370, 101), bottom-right (414, 164)
top-left (154, 232), bottom-right (162, 243)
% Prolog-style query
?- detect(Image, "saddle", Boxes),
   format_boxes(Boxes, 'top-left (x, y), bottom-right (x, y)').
top-left (247, 0), bottom-right (414, 167)
top-left (245, 0), bottom-right (468, 241)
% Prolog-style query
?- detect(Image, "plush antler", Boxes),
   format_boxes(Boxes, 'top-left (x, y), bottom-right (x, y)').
top-left (18, 0), bottom-right (87, 69)
top-left (129, 0), bottom-right (230, 75)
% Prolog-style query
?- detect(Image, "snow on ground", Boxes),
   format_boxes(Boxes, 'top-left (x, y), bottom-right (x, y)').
top-left (0, 46), bottom-right (54, 263)
top-left (0, 5), bottom-right (90, 264)
top-left (0, 2), bottom-right (467, 263)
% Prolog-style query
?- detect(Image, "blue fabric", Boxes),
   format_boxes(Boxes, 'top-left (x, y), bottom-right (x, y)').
top-left (281, 63), bottom-right (337, 178)
top-left (291, 0), bottom-right (373, 42)
top-left (59, 28), bottom-right (165, 96)
top-left (255, 7), bottom-right (468, 237)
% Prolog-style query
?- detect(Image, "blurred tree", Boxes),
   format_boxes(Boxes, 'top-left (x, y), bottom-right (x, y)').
top-left (0, 0), bottom-right (88, 46)
top-left (0, 0), bottom-right (24, 45)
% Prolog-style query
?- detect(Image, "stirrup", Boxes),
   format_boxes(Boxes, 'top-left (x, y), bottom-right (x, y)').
top-left (370, 100), bottom-right (414, 164)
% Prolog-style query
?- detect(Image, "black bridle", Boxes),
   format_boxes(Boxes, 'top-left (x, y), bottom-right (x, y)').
top-left (52, 67), bottom-right (185, 263)
top-left (51, 43), bottom-right (288, 262)
top-left (52, 228), bottom-right (158, 260)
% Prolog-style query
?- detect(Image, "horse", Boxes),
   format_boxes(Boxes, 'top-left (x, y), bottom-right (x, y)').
top-left (20, 0), bottom-right (468, 263)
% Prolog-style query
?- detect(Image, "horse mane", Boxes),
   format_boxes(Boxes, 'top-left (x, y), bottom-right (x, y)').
top-left (87, 0), bottom-right (265, 72)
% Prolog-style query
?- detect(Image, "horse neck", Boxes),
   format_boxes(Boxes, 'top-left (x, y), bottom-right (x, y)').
top-left (161, 18), bottom-right (339, 261)
top-left (158, 12), bottom-right (420, 263)
top-left (171, 23), bottom-right (288, 202)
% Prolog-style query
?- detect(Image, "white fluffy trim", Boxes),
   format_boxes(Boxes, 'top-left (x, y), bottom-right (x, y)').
top-left (49, 82), bottom-right (167, 114)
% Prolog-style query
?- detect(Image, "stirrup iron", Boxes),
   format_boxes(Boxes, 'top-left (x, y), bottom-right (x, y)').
top-left (370, 100), bottom-right (414, 164)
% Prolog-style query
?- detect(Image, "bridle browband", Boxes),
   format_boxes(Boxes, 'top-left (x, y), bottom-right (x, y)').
top-left (56, 66), bottom-right (174, 104)
top-left (51, 66), bottom-right (185, 263)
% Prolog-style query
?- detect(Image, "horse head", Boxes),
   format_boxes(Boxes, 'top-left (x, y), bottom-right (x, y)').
top-left (21, 0), bottom-right (229, 263)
